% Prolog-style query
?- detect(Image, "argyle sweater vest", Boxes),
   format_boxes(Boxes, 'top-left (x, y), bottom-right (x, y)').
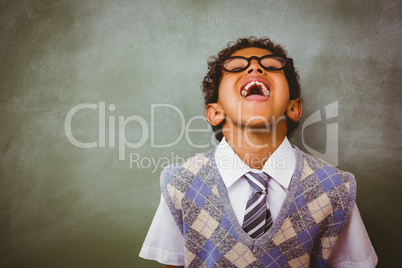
top-left (161, 146), bottom-right (356, 268)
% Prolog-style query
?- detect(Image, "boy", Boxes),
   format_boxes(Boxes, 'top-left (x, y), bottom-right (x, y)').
top-left (139, 37), bottom-right (378, 267)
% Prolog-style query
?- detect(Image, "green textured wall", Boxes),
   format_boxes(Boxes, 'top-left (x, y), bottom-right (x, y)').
top-left (1, 0), bottom-right (400, 267)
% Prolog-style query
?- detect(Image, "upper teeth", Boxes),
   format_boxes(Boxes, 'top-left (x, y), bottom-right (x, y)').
top-left (241, 81), bottom-right (270, 97)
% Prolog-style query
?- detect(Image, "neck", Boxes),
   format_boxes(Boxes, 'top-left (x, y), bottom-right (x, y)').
top-left (222, 121), bottom-right (287, 170)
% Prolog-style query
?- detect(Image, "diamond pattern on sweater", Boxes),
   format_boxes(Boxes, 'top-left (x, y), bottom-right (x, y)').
top-left (321, 237), bottom-right (338, 260)
top-left (307, 193), bottom-right (333, 224)
top-left (288, 253), bottom-right (310, 268)
top-left (197, 239), bottom-right (223, 268)
top-left (161, 147), bottom-right (356, 267)
top-left (181, 153), bottom-right (209, 175)
top-left (191, 210), bottom-right (219, 239)
top-left (167, 184), bottom-right (185, 209)
top-left (224, 242), bottom-right (258, 268)
top-left (272, 218), bottom-right (297, 245)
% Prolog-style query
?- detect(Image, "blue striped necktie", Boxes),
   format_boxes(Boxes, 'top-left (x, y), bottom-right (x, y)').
top-left (242, 172), bottom-right (273, 238)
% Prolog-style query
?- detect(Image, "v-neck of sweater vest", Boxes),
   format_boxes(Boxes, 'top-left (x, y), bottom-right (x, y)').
top-left (207, 145), bottom-right (305, 252)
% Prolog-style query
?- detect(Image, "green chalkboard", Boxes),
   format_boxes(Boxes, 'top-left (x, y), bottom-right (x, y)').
top-left (1, 0), bottom-right (400, 267)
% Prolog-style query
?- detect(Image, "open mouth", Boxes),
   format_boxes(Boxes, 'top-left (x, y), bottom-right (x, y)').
top-left (240, 80), bottom-right (270, 99)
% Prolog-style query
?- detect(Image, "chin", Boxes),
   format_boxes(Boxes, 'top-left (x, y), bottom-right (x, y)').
top-left (243, 120), bottom-right (271, 128)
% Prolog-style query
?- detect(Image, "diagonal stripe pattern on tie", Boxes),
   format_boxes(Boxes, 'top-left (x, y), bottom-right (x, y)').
top-left (242, 171), bottom-right (273, 238)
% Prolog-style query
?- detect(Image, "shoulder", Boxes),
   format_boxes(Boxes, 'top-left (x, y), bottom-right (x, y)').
top-left (294, 145), bottom-right (356, 184)
top-left (160, 148), bottom-right (216, 190)
top-left (159, 148), bottom-right (217, 225)
top-left (293, 146), bottom-right (357, 205)
top-left (293, 146), bottom-right (358, 230)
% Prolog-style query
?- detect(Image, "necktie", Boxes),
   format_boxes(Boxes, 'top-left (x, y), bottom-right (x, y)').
top-left (242, 172), bottom-right (273, 238)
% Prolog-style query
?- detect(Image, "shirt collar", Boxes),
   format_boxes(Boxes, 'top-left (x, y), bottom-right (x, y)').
top-left (214, 136), bottom-right (296, 190)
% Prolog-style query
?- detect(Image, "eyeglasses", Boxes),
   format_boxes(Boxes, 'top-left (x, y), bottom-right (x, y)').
top-left (220, 55), bottom-right (290, 73)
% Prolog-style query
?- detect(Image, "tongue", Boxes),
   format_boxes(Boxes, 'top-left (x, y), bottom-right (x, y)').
top-left (244, 94), bottom-right (268, 100)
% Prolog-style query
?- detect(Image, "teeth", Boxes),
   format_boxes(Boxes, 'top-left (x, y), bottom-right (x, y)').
top-left (243, 81), bottom-right (270, 97)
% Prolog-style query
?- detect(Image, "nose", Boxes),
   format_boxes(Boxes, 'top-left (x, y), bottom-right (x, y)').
top-left (247, 59), bottom-right (263, 74)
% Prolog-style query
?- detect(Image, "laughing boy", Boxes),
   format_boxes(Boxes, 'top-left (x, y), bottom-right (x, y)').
top-left (140, 37), bottom-right (378, 268)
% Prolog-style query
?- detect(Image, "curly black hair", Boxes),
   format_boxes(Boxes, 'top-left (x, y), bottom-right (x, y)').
top-left (201, 36), bottom-right (302, 141)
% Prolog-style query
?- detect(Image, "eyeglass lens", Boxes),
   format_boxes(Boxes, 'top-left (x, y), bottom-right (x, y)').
top-left (223, 56), bottom-right (285, 71)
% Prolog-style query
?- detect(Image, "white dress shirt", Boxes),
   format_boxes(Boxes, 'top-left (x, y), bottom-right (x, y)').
top-left (139, 137), bottom-right (378, 267)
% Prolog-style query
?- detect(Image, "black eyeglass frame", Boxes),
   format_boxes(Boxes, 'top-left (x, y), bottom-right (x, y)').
top-left (219, 55), bottom-right (292, 73)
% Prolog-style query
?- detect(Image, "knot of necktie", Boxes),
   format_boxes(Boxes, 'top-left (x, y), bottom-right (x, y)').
top-left (244, 171), bottom-right (269, 194)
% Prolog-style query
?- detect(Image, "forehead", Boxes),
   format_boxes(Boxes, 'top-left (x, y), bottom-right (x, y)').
top-left (230, 47), bottom-right (273, 57)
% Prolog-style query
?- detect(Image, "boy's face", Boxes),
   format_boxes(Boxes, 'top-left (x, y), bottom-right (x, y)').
top-left (215, 47), bottom-right (291, 128)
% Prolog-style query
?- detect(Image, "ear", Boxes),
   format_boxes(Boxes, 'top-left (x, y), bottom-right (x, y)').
top-left (286, 98), bottom-right (302, 122)
top-left (205, 103), bottom-right (225, 126)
